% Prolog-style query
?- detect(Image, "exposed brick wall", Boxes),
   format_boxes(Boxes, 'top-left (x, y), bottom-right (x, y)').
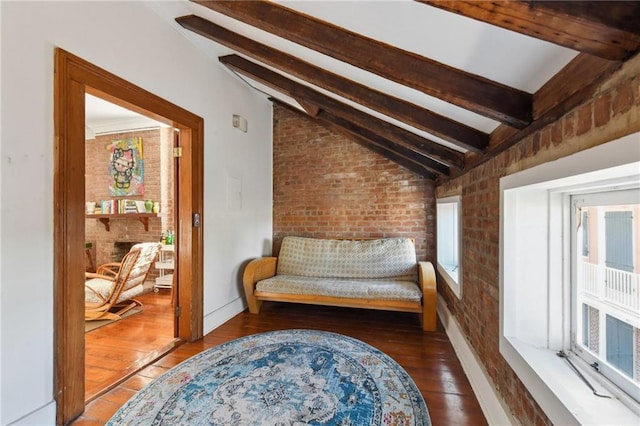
top-left (272, 105), bottom-right (434, 261)
top-left (436, 55), bottom-right (640, 424)
top-left (85, 128), bottom-right (174, 271)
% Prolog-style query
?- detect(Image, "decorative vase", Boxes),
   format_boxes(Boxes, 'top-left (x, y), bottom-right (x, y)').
top-left (144, 199), bottom-right (153, 213)
top-left (86, 201), bottom-right (96, 214)
top-left (153, 202), bottom-right (160, 213)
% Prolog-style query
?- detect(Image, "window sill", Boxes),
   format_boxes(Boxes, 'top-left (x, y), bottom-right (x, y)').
top-left (437, 263), bottom-right (461, 298)
top-left (501, 336), bottom-right (639, 425)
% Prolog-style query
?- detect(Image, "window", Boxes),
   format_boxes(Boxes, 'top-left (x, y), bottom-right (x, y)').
top-left (437, 196), bottom-right (461, 298)
top-left (573, 191), bottom-right (639, 400)
top-left (606, 315), bottom-right (634, 378)
top-left (605, 211), bottom-right (634, 272)
top-left (500, 132), bottom-right (640, 424)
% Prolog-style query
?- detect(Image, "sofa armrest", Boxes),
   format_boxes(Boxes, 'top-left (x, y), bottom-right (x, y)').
top-left (418, 261), bottom-right (437, 331)
top-left (243, 257), bottom-right (278, 313)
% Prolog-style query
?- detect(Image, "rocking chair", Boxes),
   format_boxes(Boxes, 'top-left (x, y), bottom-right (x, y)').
top-left (85, 242), bottom-right (162, 321)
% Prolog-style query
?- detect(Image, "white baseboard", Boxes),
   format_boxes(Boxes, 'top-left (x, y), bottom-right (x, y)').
top-left (7, 401), bottom-right (55, 425)
top-left (437, 297), bottom-right (515, 426)
top-left (203, 296), bottom-right (246, 336)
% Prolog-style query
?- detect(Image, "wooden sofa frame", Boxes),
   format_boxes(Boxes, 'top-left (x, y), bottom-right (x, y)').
top-left (242, 254), bottom-right (437, 332)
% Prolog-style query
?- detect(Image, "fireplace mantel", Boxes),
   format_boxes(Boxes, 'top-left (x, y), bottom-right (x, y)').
top-left (86, 213), bottom-right (158, 232)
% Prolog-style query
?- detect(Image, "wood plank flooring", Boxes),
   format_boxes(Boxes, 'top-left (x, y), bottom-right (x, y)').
top-left (74, 301), bottom-right (487, 425)
top-left (84, 289), bottom-right (178, 401)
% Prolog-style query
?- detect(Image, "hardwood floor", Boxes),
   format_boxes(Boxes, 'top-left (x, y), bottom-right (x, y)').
top-left (84, 289), bottom-right (177, 401)
top-left (74, 301), bottom-right (487, 425)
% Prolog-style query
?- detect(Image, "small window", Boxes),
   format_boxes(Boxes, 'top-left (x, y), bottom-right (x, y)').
top-left (437, 196), bottom-right (461, 298)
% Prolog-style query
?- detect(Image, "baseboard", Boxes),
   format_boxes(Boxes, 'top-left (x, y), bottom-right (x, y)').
top-left (7, 401), bottom-right (55, 425)
top-left (437, 296), bottom-right (515, 426)
top-left (203, 296), bottom-right (246, 335)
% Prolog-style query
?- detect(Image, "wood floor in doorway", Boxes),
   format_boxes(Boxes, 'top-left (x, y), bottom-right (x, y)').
top-left (74, 302), bottom-right (487, 425)
top-left (85, 289), bottom-right (177, 402)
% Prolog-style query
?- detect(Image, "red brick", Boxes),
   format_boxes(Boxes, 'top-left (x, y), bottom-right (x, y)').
top-left (532, 132), bottom-right (541, 154)
top-left (563, 111), bottom-right (576, 138)
top-left (576, 103), bottom-right (592, 135)
top-left (613, 79), bottom-right (633, 115)
top-left (539, 128), bottom-right (551, 150)
top-left (593, 92), bottom-right (611, 127)
top-left (272, 105), bottom-right (432, 260)
top-left (550, 121), bottom-right (563, 146)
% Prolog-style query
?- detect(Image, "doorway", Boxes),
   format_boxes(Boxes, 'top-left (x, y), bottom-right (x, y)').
top-left (84, 95), bottom-right (178, 400)
top-left (54, 49), bottom-right (204, 425)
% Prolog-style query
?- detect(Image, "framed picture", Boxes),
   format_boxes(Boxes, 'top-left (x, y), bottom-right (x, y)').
top-left (108, 137), bottom-right (144, 196)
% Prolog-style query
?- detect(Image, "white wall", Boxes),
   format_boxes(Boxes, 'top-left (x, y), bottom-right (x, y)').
top-left (0, 2), bottom-right (273, 424)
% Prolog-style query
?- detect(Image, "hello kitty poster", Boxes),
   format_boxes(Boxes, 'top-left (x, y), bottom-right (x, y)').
top-left (108, 137), bottom-right (144, 196)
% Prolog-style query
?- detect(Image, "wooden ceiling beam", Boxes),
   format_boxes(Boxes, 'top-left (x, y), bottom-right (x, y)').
top-left (534, 1), bottom-right (640, 37)
top-left (175, 14), bottom-right (488, 153)
top-left (532, 54), bottom-right (619, 120)
top-left (420, 1), bottom-right (640, 61)
top-left (296, 100), bottom-right (320, 117)
top-left (221, 54), bottom-right (465, 170)
top-left (272, 99), bottom-right (437, 179)
top-left (192, 0), bottom-right (533, 128)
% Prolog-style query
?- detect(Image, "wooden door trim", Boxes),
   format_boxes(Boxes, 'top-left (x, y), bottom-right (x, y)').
top-left (54, 48), bottom-right (204, 425)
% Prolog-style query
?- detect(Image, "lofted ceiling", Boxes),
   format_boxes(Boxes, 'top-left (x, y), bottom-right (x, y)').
top-left (148, 0), bottom-right (640, 181)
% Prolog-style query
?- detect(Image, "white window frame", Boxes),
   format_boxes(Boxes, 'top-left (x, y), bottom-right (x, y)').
top-left (571, 190), bottom-right (640, 399)
top-left (437, 195), bottom-right (462, 298)
top-left (500, 132), bottom-right (640, 425)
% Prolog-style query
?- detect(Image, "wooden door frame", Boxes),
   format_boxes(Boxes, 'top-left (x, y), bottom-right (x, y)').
top-left (54, 48), bottom-right (204, 425)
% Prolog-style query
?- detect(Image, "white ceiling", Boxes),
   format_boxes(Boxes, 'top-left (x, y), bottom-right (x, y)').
top-left (85, 94), bottom-right (167, 138)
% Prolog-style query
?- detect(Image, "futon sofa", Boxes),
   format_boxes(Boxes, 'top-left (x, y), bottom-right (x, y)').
top-left (242, 236), bottom-right (437, 331)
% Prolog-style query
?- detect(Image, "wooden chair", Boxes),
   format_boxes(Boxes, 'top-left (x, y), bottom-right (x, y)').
top-left (85, 242), bottom-right (162, 321)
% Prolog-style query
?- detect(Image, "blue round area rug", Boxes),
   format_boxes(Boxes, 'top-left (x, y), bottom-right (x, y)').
top-left (107, 329), bottom-right (431, 425)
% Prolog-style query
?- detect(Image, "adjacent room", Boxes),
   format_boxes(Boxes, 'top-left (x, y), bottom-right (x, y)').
top-left (83, 94), bottom-right (178, 401)
top-left (1, 1), bottom-right (639, 426)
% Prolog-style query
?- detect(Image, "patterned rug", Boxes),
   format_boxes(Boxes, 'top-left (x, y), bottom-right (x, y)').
top-left (107, 329), bottom-right (431, 425)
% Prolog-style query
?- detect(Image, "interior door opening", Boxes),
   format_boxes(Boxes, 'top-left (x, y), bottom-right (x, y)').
top-left (83, 93), bottom-right (180, 401)
top-left (54, 48), bottom-right (204, 425)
